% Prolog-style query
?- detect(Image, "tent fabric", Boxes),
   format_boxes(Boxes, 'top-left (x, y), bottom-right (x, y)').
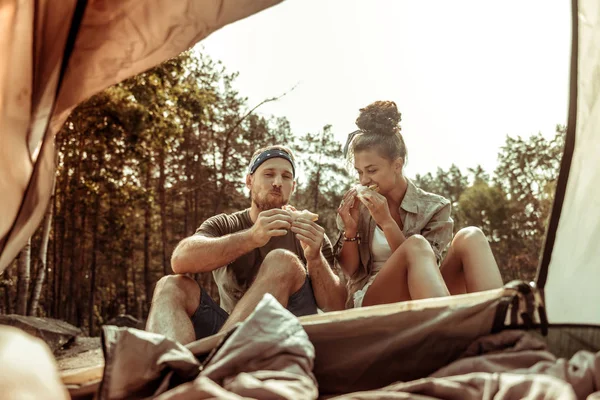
top-left (111, 286), bottom-right (544, 395)
top-left (0, 0), bottom-right (282, 272)
top-left (96, 293), bottom-right (600, 400)
top-left (333, 331), bottom-right (600, 400)
top-left (543, 0), bottom-right (600, 325)
top-left (544, 325), bottom-right (600, 360)
top-left (185, 285), bottom-right (546, 394)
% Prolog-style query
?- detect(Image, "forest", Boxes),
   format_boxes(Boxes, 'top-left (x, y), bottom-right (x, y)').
top-left (0, 50), bottom-right (564, 336)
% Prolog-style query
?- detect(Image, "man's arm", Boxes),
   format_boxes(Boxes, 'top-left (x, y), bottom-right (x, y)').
top-left (291, 219), bottom-right (347, 311)
top-left (172, 209), bottom-right (293, 274)
top-left (306, 252), bottom-right (346, 312)
top-left (171, 230), bottom-right (257, 274)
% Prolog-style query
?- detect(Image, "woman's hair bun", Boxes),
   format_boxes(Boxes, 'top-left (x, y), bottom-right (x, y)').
top-left (355, 100), bottom-right (401, 136)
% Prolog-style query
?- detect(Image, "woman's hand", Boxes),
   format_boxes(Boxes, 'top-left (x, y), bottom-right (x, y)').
top-left (337, 188), bottom-right (360, 238)
top-left (358, 191), bottom-right (394, 229)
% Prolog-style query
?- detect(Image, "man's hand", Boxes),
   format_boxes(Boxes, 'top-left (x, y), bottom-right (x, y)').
top-left (291, 218), bottom-right (325, 262)
top-left (249, 209), bottom-right (293, 247)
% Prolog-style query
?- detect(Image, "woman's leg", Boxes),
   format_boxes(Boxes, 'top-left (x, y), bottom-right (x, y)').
top-left (362, 235), bottom-right (450, 307)
top-left (440, 227), bottom-right (504, 295)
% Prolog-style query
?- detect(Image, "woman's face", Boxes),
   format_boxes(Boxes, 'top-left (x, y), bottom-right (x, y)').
top-left (353, 149), bottom-right (402, 194)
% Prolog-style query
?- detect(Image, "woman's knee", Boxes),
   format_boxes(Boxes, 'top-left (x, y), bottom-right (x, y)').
top-left (259, 249), bottom-right (306, 290)
top-left (452, 226), bottom-right (488, 253)
top-left (152, 274), bottom-right (200, 316)
top-left (400, 235), bottom-right (436, 259)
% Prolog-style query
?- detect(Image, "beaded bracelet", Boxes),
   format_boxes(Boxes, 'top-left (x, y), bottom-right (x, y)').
top-left (343, 232), bottom-right (360, 242)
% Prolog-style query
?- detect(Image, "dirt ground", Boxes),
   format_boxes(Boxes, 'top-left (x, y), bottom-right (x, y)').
top-left (55, 336), bottom-right (104, 371)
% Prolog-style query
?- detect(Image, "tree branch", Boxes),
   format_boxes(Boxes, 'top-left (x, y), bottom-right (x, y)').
top-left (222, 83), bottom-right (299, 138)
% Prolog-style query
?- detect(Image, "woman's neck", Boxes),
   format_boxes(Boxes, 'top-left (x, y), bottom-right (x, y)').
top-left (386, 175), bottom-right (408, 209)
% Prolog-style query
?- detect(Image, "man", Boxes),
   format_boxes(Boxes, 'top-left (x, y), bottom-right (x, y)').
top-left (146, 145), bottom-right (347, 344)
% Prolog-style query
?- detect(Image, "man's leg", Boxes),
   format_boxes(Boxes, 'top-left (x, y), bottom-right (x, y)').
top-left (146, 275), bottom-right (202, 344)
top-left (287, 277), bottom-right (318, 317)
top-left (219, 249), bottom-right (306, 333)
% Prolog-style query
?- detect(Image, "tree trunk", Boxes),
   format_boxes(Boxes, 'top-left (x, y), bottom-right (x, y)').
top-left (88, 193), bottom-right (100, 336)
top-left (68, 136), bottom-right (86, 323)
top-left (313, 168), bottom-right (321, 212)
top-left (123, 237), bottom-right (130, 315)
top-left (28, 178), bottom-right (56, 316)
top-left (49, 178), bottom-right (58, 316)
top-left (312, 130), bottom-right (326, 212)
top-left (55, 171), bottom-right (69, 318)
top-left (213, 132), bottom-right (234, 215)
top-left (16, 238), bottom-right (32, 315)
top-left (158, 146), bottom-right (170, 275)
top-left (4, 287), bottom-right (10, 314)
top-left (75, 201), bottom-right (87, 326)
top-left (143, 163), bottom-right (153, 308)
top-left (131, 244), bottom-right (137, 317)
top-left (183, 128), bottom-right (191, 236)
top-left (56, 203), bottom-right (66, 318)
top-left (3, 266), bottom-right (13, 313)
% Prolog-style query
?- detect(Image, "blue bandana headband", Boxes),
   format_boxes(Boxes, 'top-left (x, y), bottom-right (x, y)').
top-left (249, 149), bottom-right (296, 177)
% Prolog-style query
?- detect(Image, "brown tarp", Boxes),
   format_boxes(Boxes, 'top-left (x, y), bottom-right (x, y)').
top-left (0, 0), bottom-right (282, 272)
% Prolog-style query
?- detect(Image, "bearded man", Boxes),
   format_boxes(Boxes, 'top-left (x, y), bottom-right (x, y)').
top-left (146, 145), bottom-right (346, 343)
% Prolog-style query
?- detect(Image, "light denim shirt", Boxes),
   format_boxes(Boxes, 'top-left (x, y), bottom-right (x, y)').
top-left (334, 179), bottom-right (454, 308)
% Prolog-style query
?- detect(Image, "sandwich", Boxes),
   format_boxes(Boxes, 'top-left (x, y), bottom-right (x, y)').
top-left (355, 184), bottom-right (380, 200)
top-left (282, 205), bottom-right (319, 222)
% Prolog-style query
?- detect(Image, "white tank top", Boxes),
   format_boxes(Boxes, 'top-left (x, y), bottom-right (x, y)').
top-left (371, 226), bottom-right (392, 274)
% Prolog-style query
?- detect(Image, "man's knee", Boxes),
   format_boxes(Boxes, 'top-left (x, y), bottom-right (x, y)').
top-left (259, 249), bottom-right (306, 290)
top-left (152, 274), bottom-right (200, 317)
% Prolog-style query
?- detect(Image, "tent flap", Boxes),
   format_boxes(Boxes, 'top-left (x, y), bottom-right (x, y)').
top-left (544, 0), bottom-right (600, 325)
top-left (0, 0), bottom-right (283, 272)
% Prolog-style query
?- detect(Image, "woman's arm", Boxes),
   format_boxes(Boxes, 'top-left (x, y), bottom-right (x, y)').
top-left (335, 188), bottom-right (362, 278)
top-left (337, 232), bottom-right (361, 277)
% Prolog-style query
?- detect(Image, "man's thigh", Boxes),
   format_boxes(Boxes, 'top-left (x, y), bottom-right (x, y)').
top-left (190, 288), bottom-right (229, 340)
top-left (287, 276), bottom-right (318, 317)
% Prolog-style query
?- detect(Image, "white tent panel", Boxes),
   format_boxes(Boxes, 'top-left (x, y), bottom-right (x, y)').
top-left (546, 0), bottom-right (600, 325)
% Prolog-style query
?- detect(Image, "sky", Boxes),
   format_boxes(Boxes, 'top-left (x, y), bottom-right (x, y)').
top-left (198, 0), bottom-right (571, 178)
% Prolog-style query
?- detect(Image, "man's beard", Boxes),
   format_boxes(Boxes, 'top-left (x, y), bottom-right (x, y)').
top-left (251, 188), bottom-right (289, 211)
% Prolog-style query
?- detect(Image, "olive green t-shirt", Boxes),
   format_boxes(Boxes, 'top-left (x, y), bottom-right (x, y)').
top-left (195, 209), bottom-right (335, 313)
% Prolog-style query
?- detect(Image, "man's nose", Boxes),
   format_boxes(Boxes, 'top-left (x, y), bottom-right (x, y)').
top-left (273, 175), bottom-right (283, 186)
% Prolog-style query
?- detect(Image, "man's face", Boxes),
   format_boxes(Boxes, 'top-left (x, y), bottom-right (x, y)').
top-left (247, 157), bottom-right (295, 211)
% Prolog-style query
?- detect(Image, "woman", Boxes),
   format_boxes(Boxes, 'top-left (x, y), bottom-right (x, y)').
top-left (336, 100), bottom-right (503, 309)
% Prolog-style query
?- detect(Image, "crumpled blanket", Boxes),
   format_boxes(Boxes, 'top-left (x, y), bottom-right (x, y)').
top-left (98, 295), bottom-right (600, 400)
top-left (330, 330), bottom-right (600, 400)
top-left (99, 294), bottom-right (317, 400)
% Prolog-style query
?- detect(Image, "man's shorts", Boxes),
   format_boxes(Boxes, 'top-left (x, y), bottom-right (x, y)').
top-left (191, 277), bottom-right (318, 340)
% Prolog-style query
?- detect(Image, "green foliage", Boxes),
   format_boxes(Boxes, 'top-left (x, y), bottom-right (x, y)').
top-left (413, 127), bottom-right (566, 282)
top-left (291, 125), bottom-right (354, 240)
